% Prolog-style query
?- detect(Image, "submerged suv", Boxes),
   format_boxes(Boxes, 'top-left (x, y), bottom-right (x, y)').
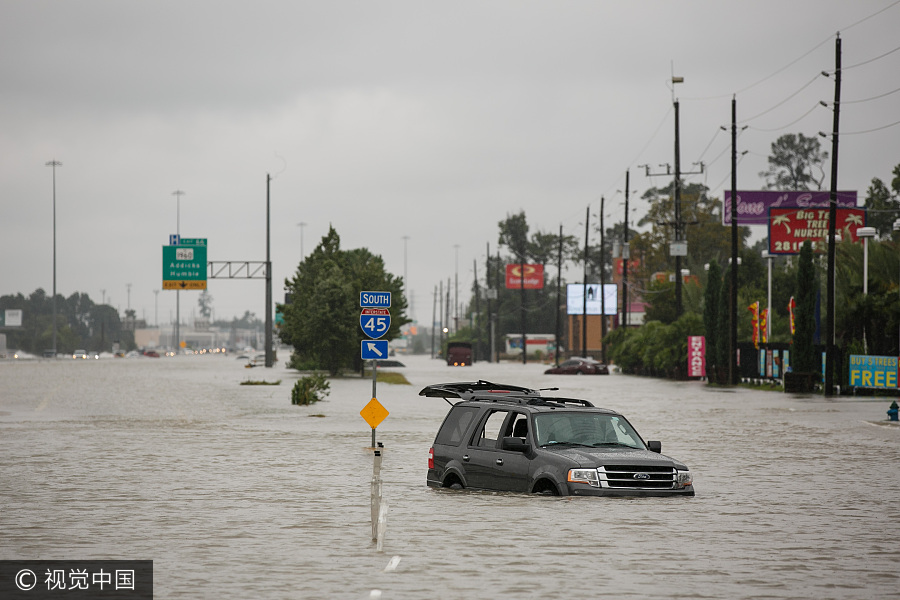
top-left (422, 381), bottom-right (694, 497)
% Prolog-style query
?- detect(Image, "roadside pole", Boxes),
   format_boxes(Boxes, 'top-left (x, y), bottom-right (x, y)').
top-left (359, 290), bottom-right (392, 551)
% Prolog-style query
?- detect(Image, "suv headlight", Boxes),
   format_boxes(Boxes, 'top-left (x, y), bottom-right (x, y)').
top-left (675, 469), bottom-right (692, 488)
top-left (567, 468), bottom-right (600, 488)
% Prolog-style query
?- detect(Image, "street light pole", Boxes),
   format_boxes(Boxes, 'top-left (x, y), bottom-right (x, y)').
top-left (762, 251), bottom-right (773, 343)
top-left (265, 174), bottom-right (273, 368)
top-left (297, 222), bottom-right (307, 260)
top-left (858, 227), bottom-right (877, 354)
top-left (45, 160), bottom-right (61, 357)
top-left (172, 190), bottom-right (185, 352)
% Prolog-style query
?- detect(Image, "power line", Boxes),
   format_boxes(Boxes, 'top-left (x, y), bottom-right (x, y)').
top-left (839, 119), bottom-right (900, 135)
top-left (842, 0), bottom-right (900, 31)
top-left (739, 73), bottom-right (822, 124)
top-left (748, 103), bottom-right (821, 132)
top-left (843, 41), bottom-right (900, 70)
top-left (841, 85), bottom-right (900, 103)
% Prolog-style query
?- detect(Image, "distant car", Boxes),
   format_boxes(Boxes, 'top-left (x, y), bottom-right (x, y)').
top-left (422, 380), bottom-right (693, 496)
top-left (544, 357), bottom-right (609, 375)
top-left (142, 350), bottom-right (160, 358)
top-left (446, 342), bottom-right (473, 366)
top-left (72, 349), bottom-right (88, 360)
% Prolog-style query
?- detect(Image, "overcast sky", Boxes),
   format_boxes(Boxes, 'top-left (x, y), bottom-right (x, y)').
top-left (2, 1), bottom-right (898, 327)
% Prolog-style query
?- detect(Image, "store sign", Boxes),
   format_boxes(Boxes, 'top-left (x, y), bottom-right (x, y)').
top-left (768, 207), bottom-right (867, 255)
top-left (688, 336), bottom-right (706, 378)
top-left (723, 190), bottom-right (857, 225)
top-left (505, 264), bottom-right (544, 289)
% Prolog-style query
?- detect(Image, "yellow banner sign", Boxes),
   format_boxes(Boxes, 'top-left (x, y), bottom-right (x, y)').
top-left (163, 280), bottom-right (208, 290)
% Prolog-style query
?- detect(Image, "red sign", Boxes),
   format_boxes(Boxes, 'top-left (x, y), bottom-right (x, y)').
top-left (768, 207), bottom-right (867, 255)
top-left (614, 258), bottom-right (641, 276)
top-left (505, 264), bottom-right (544, 289)
top-left (688, 336), bottom-right (706, 378)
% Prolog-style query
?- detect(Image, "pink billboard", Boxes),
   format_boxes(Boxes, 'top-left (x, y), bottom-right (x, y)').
top-left (688, 336), bottom-right (706, 378)
top-left (722, 190), bottom-right (857, 225)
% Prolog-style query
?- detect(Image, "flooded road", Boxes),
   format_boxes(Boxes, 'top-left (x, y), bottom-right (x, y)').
top-left (2, 353), bottom-right (900, 599)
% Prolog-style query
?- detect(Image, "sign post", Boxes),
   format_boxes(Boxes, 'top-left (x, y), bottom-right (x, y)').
top-left (359, 291), bottom-right (392, 447)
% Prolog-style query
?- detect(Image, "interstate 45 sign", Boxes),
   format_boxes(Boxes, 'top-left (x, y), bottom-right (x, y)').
top-left (360, 307), bottom-right (391, 339)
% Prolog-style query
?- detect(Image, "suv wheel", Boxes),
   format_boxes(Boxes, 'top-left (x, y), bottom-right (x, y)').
top-left (531, 480), bottom-right (559, 496)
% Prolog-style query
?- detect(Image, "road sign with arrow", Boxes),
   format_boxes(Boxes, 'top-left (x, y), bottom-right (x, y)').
top-left (361, 340), bottom-right (389, 360)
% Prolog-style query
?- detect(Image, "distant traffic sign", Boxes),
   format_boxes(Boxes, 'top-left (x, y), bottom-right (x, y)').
top-left (361, 340), bottom-right (389, 360)
top-left (360, 291), bottom-right (391, 308)
top-left (179, 237), bottom-right (207, 246)
top-left (360, 308), bottom-right (391, 339)
top-left (163, 243), bottom-right (208, 290)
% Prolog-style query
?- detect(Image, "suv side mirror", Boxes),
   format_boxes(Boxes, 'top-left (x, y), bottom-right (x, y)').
top-left (501, 436), bottom-right (530, 453)
top-left (647, 440), bottom-right (662, 453)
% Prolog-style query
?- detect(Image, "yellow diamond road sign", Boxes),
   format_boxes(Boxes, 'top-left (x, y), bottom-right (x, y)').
top-left (361, 398), bottom-right (389, 429)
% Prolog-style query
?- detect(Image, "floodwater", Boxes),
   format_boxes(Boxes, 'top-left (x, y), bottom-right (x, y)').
top-left (2, 353), bottom-right (900, 599)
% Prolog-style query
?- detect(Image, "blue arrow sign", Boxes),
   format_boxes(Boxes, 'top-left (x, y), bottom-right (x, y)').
top-left (361, 340), bottom-right (389, 360)
top-left (360, 308), bottom-right (391, 339)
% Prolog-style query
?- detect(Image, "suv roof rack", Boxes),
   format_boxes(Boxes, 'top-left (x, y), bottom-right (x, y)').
top-left (418, 380), bottom-right (539, 400)
top-left (528, 397), bottom-right (595, 408)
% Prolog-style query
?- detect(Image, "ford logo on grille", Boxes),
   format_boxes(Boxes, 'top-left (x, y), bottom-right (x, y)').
top-left (633, 472), bottom-right (651, 480)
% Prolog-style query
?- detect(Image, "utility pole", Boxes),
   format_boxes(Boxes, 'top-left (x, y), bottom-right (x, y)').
top-left (265, 174), bottom-right (273, 368)
top-left (643, 87), bottom-right (703, 320)
top-left (485, 242), bottom-right (492, 363)
top-left (623, 170), bottom-right (630, 329)
top-left (674, 100), bottom-right (683, 317)
top-left (45, 159), bottom-right (61, 357)
top-left (473, 259), bottom-right (480, 363)
top-left (454, 245), bottom-right (460, 333)
top-left (730, 97), bottom-right (740, 385)
top-left (556, 224), bottom-right (563, 367)
top-left (431, 284), bottom-right (437, 359)
top-left (600, 197), bottom-right (607, 364)
top-left (824, 34), bottom-right (842, 397)
top-left (582, 205), bottom-right (589, 358)
top-left (520, 253), bottom-right (526, 365)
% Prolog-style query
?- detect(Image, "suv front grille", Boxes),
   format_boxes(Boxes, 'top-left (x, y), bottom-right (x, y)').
top-left (598, 465), bottom-right (675, 489)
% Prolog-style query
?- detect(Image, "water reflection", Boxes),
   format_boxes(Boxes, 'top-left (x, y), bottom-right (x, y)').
top-left (1, 354), bottom-right (899, 598)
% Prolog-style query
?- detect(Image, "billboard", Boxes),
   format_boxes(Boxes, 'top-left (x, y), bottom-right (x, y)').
top-left (505, 264), bottom-right (544, 289)
top-left (848, 355), bottom-right (898, 389)
top-left (1, 309), bottom-right (23, 327)
top-left (566, 284), bottom-right (618, 315)
top-left (723, 190), bottom-right (857, 225)
top-left (768, 207), bottom-right (867, 254)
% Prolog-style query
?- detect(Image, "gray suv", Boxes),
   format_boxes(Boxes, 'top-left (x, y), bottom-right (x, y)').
top-left (422, 381), bottom-right (694, 497)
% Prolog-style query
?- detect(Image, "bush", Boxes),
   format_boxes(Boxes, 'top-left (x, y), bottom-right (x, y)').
top-left (291, 373), bottom-right (331, 405)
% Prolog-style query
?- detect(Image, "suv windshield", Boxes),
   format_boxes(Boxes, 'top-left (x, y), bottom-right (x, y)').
top-left (533, 412), bottom-right (643, 449)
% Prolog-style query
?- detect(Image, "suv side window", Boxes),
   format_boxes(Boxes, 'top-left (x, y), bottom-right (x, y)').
top-left (473, 410), bottom-right (511, 448)
top-left (435, 406), bottom-right (479, 446)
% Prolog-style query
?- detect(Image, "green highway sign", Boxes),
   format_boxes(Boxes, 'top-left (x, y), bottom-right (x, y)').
top-left (179, 237), bottom-right (207, 246)
top-left (163, 242), bottom-right (208, 290)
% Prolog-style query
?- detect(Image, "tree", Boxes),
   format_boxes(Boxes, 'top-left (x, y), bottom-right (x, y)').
top-left (280, 226), bottom-right (409, 375)
top-left (864, 163), bottom-right (900, 238)
top-left (197, 291), bottom-right (213, 319)
top-left (759, 133), bottom-right (828, 190)
top-left (793, 241), bottom-right (818, 373)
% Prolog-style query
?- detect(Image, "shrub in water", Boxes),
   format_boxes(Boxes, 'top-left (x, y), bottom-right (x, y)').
top-left (291, 373), bottom-right (331, 405)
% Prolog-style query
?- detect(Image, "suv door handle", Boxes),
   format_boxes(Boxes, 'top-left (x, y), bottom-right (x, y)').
top-left (462, 455), bottom-right (469, 462)
top-left (495, 459), bottom-right (503, 466)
